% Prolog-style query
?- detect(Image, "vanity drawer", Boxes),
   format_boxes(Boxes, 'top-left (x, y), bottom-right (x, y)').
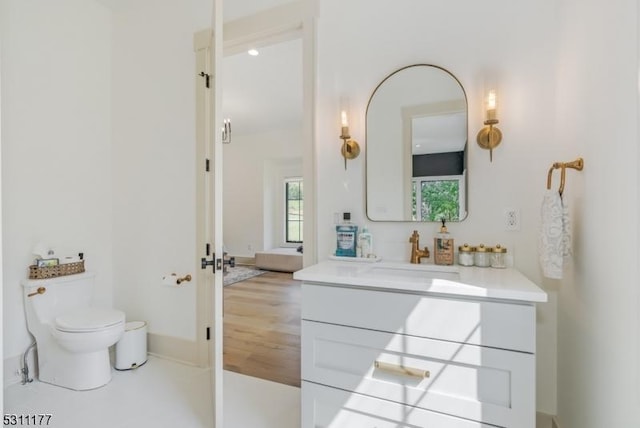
top-left (303, 381), bottom-right (499, 428)
top-left (302, 321), bottom-right (535, 428)
top-left (302, 282), bottom-right (535, 353)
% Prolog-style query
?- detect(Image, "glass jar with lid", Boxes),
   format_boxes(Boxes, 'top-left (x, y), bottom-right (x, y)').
top-left (491, 244), bottom-right (507, 268)
top-left (458, 244), bottom-right (475, 266)
top-left (474, 244), bottom-right (491, 267)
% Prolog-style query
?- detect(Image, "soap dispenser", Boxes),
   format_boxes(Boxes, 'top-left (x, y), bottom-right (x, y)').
top-left (358, 227), bottom-right (373, 258)
top-left (434, 218), bottom-right (454, 265)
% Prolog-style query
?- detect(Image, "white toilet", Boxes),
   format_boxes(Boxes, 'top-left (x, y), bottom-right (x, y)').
top-left (22, 272), bottom-right (125, 390)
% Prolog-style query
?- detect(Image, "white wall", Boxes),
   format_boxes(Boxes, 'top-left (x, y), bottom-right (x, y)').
top-left (223, 128), bottom-right (303, 257)
top-left (1, 0), bottom-right (112, 368)
top-left (315, 0), bottom-right (560, 413)
top-left (555, 0), bottom-right (640, 426)
top-left (0, 12), bottom-right (5, 409)
top-left (266, 158), bottom-right (304, 250)
top-left (111, 0), bottom-right (211, 341)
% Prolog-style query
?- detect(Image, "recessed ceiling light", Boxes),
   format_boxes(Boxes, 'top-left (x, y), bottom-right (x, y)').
top-left (415, 144), bottom-right (422, 148)
top-left (248, 49), bottom-right (259, 56)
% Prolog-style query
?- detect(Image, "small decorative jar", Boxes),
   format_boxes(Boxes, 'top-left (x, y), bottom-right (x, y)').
top-left (474, 244), bottom-right (491, 267)
top-left (491, 244), bottom-right (508, 269)
top-left (458, 244), bottom-right (475, 266)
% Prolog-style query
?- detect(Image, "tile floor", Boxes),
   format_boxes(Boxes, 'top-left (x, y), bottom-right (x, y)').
top-left (4, 355), bottom-right (553, 428)
top-left (3, 356), bottom-right (300, 428)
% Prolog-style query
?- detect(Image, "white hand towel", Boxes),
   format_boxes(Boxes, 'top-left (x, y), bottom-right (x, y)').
top-left (539, 190), bottom-right (572, 279)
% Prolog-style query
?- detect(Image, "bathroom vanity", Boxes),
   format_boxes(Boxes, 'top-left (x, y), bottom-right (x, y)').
top-left (294, 261), bottom-right (547, 428)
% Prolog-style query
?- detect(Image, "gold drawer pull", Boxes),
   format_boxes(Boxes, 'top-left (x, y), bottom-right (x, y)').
top-left (28, 287), bottom-right (46, 297)
top-left (374, 361), bottom-right (430, 379)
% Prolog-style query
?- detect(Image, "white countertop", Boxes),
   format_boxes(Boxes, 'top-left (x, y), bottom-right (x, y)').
top-left (293, 261), bottom-right (548, 303)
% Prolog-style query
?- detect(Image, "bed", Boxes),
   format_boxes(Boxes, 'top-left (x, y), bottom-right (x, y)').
top-left (254, 247), bottom-right (303, 273)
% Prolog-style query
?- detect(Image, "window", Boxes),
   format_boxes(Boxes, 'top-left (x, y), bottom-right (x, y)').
top-left (412, 174), bottom-right (465, 222)
top-left (285, 178), bottom-right (303, 243)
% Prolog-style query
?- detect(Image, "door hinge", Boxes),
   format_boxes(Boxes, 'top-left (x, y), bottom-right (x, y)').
top-left (199, 71), bottom-right (210, 88)
top-left (205, 158), bottom-right (210, 172)
top-left (206, 243), bottom-right (211, 256)
top-left (206, 327), bottom-right (210, 341)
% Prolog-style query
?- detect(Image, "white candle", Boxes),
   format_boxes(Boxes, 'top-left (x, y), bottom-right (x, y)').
top-left (486, 90), bottom-right (497, 121)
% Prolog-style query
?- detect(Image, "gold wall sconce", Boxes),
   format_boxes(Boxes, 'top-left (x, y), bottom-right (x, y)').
top-left (476, 89), bottom-right (502, 162)
top-left (221, 118), bottom-right (231, 144)
top-left (339, 107), bottom-right (360, 170)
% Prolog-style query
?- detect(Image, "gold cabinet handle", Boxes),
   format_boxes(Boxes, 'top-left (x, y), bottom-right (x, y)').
top-left (374, 360), bottom-right (430, 379)
top-left (28, 287), bottom-right (46, 297)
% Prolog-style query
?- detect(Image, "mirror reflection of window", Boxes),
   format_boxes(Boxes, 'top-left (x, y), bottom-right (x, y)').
top-left (412, 175), bottom-right (465, 221)
top-left (409, 108), bottom-right (466, 222)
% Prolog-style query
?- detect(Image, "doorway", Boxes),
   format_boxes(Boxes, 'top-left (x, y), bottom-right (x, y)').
top-left (198, 0), bottom-right (316, 426)
top-left (195, 2), bottom-right (317, 422)
top-left (221, 34), bottom-right (303, 387)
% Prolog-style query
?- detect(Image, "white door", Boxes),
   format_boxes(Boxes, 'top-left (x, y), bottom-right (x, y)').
top-left (194, 2), bottom-right (223, 424)
top-left (195, 2), bottom-right (316, 426)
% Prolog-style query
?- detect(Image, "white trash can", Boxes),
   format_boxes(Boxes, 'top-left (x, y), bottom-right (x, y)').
top-left (115, 321), bottom-right (148, 370)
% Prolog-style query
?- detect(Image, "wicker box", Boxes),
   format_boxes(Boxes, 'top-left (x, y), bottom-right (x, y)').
top-left (28, 260), bottom-right (85, 280)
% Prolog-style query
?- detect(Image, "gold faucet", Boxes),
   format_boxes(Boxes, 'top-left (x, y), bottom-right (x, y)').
top-left (409, 230), bottom-right (430, 264)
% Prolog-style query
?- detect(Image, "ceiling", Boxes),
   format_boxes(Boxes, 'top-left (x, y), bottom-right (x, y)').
top-left (96, 0), bottom-right (304, 137)
top-left (222, 0), bottom-right (304, 137)
top-left (223, 0), bottom-right (295, 21)
top-left (222, 38), bottom-right (302, 137)
top-left (412, 112), bottom-right (467, 155)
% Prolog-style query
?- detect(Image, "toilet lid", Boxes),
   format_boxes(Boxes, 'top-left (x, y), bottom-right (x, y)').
top-left (55, 308), bottom-right (125, 332)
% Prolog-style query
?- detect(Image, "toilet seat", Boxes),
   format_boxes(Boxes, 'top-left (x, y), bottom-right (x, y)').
top-left (55, 308), bottom-right (125, 333)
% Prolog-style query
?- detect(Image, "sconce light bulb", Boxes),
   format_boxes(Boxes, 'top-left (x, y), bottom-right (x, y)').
top-left (221, 118), bottom-right (232, 144)
top-left (486, 90), bottom-right (498, 121)
top-left (487, 90), bottom-right (497, 110)
top-left (341, 110), bottom-right (349, 127)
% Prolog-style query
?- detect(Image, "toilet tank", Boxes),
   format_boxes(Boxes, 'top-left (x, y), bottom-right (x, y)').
top-left (22, 272), bottom-right (96, 325)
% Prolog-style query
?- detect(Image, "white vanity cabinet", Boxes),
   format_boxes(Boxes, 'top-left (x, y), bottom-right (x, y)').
top-left (295, 262), bottom-right (547, 428)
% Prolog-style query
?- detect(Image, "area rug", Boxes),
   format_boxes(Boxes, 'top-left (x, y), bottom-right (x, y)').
top-left (224, 266), bottom-right (267, 286)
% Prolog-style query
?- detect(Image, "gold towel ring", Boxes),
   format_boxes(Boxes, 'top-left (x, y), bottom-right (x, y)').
top-left (547, 158), bottom-right (584, 196)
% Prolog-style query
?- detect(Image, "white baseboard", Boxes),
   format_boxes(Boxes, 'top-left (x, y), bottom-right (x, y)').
top-left (536, 412), bottom-right (558, 428)
top-left (233, 256), bottom-right (255, 266)
top-left (4, 334), bottom-right (199, 388)
top-left (147, 332), bottom-right (199, 366)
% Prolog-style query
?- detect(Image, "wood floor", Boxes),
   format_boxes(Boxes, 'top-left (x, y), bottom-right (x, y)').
top-left (223, 270), bottom-right (301, 387)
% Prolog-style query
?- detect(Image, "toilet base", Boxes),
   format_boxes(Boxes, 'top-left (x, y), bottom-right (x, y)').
top-left (38, 346), bottom-right (113, 391)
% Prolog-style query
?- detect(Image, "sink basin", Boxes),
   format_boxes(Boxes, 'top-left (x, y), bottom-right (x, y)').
top-left (365, 265), bottom-right (460, 282)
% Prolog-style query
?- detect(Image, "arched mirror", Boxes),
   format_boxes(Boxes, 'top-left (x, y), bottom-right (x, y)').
top-left (366, 65), bottom-right (468, 222)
